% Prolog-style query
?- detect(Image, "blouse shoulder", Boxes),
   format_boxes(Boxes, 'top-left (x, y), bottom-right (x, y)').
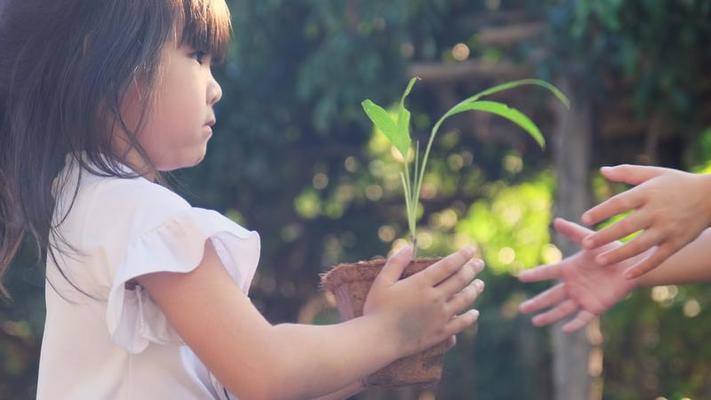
top-left (93, 177), bottom-right (190, 214)
top-left (84, 177), bottom-right (192, 238)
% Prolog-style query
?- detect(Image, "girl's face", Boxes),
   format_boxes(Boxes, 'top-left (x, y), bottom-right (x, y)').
top-left (117, 35), bottom-right (223, 177)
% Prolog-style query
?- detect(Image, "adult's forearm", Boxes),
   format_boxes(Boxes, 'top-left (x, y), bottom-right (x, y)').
top-left (637, 228), bottom-right (711, 287)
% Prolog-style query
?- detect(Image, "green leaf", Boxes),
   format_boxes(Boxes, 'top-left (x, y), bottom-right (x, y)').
top-left (458, 79), bottom-right (570, 110)
top-left (399, 77), bottom-right (419, 110)
top-left (397, 77), bottom-right (419, 157)
top-left (399, 108), bottom-right (412, 145)
top-left (446, 100), bottom-right (546, 148)
top-left (361, 99), bottom-right (411, 160)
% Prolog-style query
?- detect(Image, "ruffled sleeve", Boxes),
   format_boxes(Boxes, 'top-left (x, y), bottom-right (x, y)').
top-left (105, 207), bottom-right (261, 354)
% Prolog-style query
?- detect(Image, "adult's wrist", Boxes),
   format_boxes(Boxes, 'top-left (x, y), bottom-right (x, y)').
top-left (627, 248), bottom-right (655, 289)
top-left (700, 173), bottom-right (711, 226)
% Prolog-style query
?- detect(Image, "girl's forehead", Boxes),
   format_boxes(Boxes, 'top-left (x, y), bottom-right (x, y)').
top-left (174, 0), bottom-right (231, 60)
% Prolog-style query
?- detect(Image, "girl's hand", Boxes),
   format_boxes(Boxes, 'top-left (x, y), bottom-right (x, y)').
top-left (580, 164), bottom-right (711, 279)
top-left (518, 218), bottom-right (639, 332)
top-left (363, 246), bottom-right (484, 357)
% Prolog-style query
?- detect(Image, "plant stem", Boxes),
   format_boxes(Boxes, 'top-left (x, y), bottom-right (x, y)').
top-left (411, 236), bottom-right (418, 260)
top-left (410, 142), bottom-right (420, 247)
top-left (413, 117), bottom-right (445, 236)
top-left (403, 146), bottom-right (415, 240)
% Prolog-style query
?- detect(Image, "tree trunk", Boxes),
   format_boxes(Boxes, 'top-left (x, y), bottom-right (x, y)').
top-left (551, 77), bottom-right (603, 400)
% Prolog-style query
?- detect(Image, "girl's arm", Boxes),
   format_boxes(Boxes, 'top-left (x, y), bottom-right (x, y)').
top-left (137, 241), bottom-right (482, 400)
top-left (312, 335), bottom-right (453, 400)
top-left (312, 382), bottom-right (364, 400)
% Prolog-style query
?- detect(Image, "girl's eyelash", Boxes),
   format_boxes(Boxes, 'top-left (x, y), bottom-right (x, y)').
top-left (191, 51), bottom-right (208, 64)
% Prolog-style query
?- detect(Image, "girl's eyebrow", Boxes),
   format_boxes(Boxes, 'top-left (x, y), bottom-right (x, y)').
top-left (179, 41), bottom-right (204, 51)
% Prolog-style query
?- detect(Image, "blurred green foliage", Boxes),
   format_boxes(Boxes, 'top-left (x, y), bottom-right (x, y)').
top-left (2, 1), bottom-right (711, 399)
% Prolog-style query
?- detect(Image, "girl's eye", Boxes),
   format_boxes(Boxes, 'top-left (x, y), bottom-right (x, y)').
top-left (191, 51), bottom-right (208, 64)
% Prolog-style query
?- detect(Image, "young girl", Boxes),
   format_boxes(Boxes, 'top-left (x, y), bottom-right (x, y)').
top-left (0, 1), bottom-right (485, 399)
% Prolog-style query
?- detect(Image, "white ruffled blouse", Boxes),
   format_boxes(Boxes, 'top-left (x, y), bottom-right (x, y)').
top-left (36, 153), bottom-right (260, 399)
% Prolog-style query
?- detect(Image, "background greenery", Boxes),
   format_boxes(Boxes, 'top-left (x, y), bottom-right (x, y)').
top-left (2, 1), bottom-right (711, 399)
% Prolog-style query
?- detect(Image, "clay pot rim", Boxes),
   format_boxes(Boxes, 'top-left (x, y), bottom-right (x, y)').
top-left (320, 256), bottom-right (442, 291)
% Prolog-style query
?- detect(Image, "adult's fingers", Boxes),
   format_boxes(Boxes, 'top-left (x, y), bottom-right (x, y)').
top-left (595, 229), bottom-right (660, 266)
top-left (562, 310), bottom-right (596, 333)
top-left (532, 299), bottom-right (578, 327)
top-left (519, 283), bottom-right (566, 314)
top-left (581, 189), bottom-right (643, 226)
top-left (583, 211), bottom-right (649, 250)
top-left (623, 242), bottom-right (675, 279)
top-left (599, 164), bottom-right (670, 186)
top-left (417, 246), bottom-right (475, 286)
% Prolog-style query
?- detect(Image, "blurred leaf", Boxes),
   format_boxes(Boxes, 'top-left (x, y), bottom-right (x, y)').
top-left (445, 100), bottom-right (546, 149)
top-left (361, 99), bottom-right (411, 160)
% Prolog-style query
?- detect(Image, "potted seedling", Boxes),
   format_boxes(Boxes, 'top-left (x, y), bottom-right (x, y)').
top-left (321, 78), bottom-right (569, 387)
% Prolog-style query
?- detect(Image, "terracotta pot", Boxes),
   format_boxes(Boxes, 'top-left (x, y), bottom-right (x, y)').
top-left (320, 256), bottom-right (447, 387)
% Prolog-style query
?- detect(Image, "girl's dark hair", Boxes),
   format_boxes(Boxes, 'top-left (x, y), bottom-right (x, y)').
top-left (0, 0), bottom-right (231, 297)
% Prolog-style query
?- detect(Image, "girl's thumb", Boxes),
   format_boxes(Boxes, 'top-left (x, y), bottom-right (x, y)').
top-left (375, 245), bottom-right (413, 287)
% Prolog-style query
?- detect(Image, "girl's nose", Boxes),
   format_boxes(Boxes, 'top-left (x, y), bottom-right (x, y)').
top-left (207, 76), bottom-right (222, 106)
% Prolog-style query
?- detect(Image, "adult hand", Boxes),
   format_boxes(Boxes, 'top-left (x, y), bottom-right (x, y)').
top-left (518, 218), bottom-right (639, 332)
top-left (581, 165), bottom-right (711, 279)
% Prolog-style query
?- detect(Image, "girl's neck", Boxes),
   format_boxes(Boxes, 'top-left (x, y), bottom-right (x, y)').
top-left (109, 134), bottom-right (159, 182)
top-left (122, 150), bottom-right (159, 182)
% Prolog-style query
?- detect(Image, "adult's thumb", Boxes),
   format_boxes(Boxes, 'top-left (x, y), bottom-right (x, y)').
top-left (601, 164), bottom-right (668, 185)
top-left (374, 245), bottom-right (413, 287)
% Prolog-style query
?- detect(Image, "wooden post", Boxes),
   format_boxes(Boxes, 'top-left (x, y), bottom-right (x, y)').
top-left (551, 77), bottom-right (603, 400)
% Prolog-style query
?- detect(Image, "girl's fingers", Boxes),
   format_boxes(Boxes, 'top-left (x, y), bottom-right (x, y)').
top-left (419, 247), bottom-right (476, 286)
top-left (517, 262), bottom-right (562, 283)
top-left (446, 279), bottom-right (484, 316)
top-left (553, 218), bottom-right (594, 246)
top-left (373, 245), bottom-right (413, 287)
top-left (581, 189), bottom-right (642, 226)
top-left (595, 230), bottom-right (660, 266)
top-left (444, 335), bottom-right (457, 351)
top-left (519, 283), bottom-right (566, 314)
top-left (444, 309), bottom-right (479, 336)
top-left (562, 310), bottom-right (596, 333)
top-left (600, 164), bottom-right (670, 186)
top-left (623, 242), bottom-right (675, 279)
top-left (532, 299), bottom-right (578, 327)
top-left (437, 259), bottom-right (483, 297)
top-left (583, 211), bottom-right (649, 250)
